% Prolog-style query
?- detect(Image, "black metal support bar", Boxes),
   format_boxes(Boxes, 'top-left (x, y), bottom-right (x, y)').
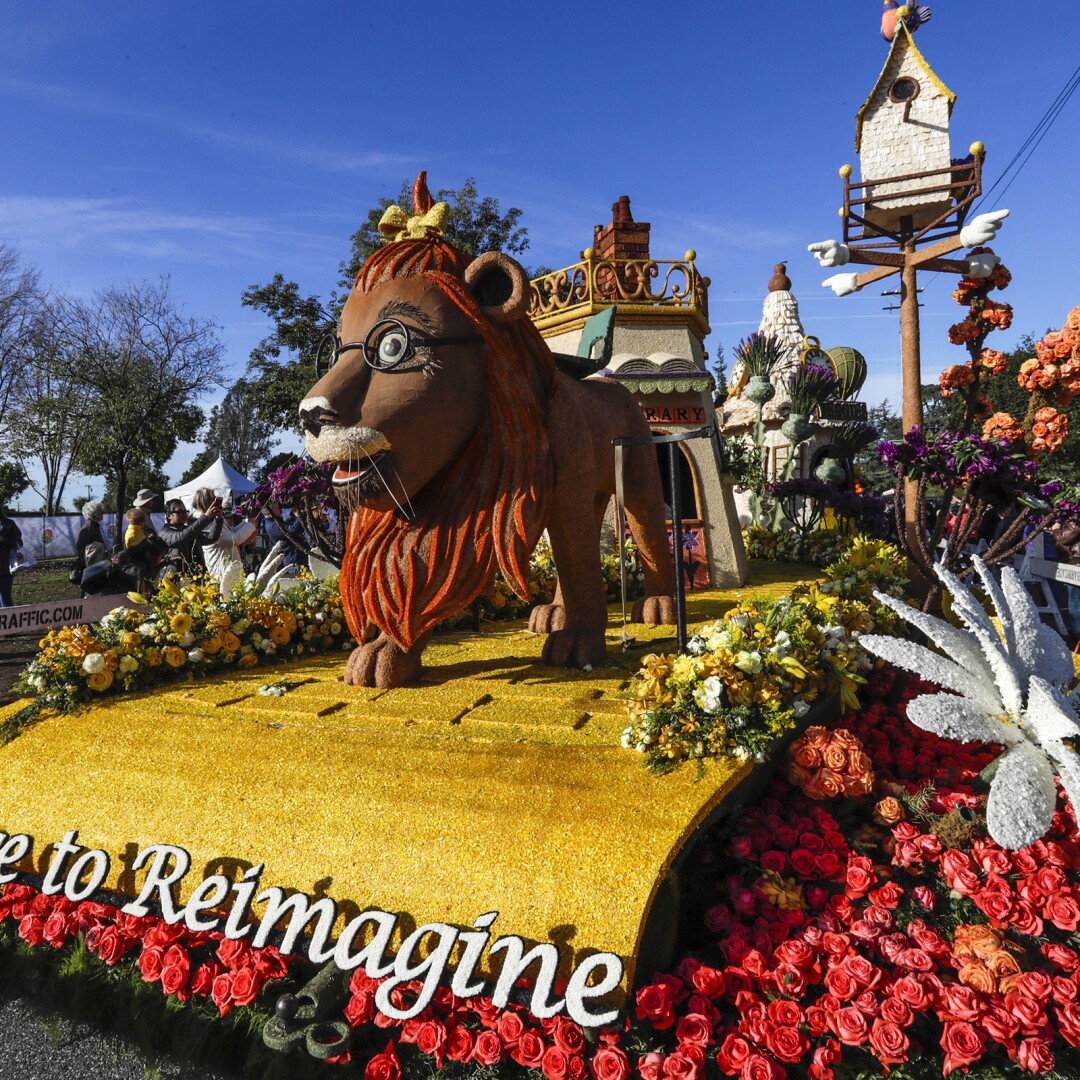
top-left (612, 426), bottom-right (715, 652)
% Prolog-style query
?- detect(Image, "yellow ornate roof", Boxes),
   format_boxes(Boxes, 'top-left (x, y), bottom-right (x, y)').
top-left (855, 22), bottom-right (956, 153)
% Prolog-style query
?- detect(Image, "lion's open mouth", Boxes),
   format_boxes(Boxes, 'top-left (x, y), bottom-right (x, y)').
top-left (333, 452), bottom-right (388, 486)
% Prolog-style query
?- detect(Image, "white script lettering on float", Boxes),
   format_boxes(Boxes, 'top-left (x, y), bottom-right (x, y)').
top-left (3, 831), bottom-right (623, 1026)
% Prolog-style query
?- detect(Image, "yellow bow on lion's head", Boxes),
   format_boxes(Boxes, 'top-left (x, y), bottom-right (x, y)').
top-left (377, 171), bottom-right (450, 243)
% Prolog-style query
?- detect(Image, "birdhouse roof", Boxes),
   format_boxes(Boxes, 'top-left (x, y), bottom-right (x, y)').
top-left (854, 21), bottom-right (955, 153)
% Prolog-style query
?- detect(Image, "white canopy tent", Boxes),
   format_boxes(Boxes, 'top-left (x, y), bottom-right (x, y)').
top-left (164, 457), bottom-right (259, 510)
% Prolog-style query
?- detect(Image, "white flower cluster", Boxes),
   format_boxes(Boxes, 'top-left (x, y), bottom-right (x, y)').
top-left (860, 558), bottom-right (1080, 851)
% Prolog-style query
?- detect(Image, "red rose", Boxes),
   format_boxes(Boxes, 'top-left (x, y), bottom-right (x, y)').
top-left (1011, 901), bottom-right (1045, 937)
top-left (716, 1034), bottom-right (750, 1076)
top-left (879, 997), bottom-right (913, 1028)
top-left (940, 1021), bottom-right (986, 1074)
top-left (912, 886), bottom-right (935, 910)
top-left (691, 964), bottom-right (725, 998)
top-left (636, 982), bottom-right (675, 1030)
top-left (662, 1051), bottom-right (698, 1080)
top-left (92, 924), bottom-right (127, 966)
top-left (512, 1030), bottom-right (546, 1070)
top-left (760, 851), bottom-right (787, 874)
top-left (788, 849), bottom-right (818, 878)
top-left (675, 1013), bottom-right (712, 1047)
top-left (439, 1024), bottom-right (470, 1064)
top-left (773, 940), bottom-right (815, 970)
top-left (738, 1052), bottom-right (783, 1080)
top-left (842, 956), bottom-right (881, 990)
top-left (845, 856), bottom-right (875, 898)
top-left (346, 990), bottom-right (376, 1027)
top-left (974, 888), bottom-right (1014, 924)
top-left (868, 881), bottom-right (904, 910)
top-left (43, 911), bottom-right (71, 948)
top-left (823, 966), bottom-right (858, 1001)
top-left (137, 945), bottom-right (165, 983)
top-left (1043, 943), bottom-right (1080, 972)
top-left (981, 1003), bottom-right (1019, 1045)
top-left (764, 1025), bottom-right (810, 1064)
top-left (211, 972), bottom-right (235, 1016)
top-left (17, 914), bottom-right (44, 948)
top-left (364, 1041), bottom-right (402, 1080)
top-left (161, 963), bottom-right (190, 998)
top-left (869, 1019), bottom-right (909, 1066)
top-left (472, 1030), bottom-right (504, 1067)
top-left (898, 948), bottom-right (934, 973)
top-left (1044, 893), bottom-right (1080, 932)
top-left (938, 985), bottom-right (980, 1022)
top-left (831, 1006), bottom-right (869, 1046)
top-left (190, 961), bottom-right (224, 999)
top-left (538, 1046), bottom-right (570, 1080)
top-left (1016, 970), bottom-right (1054, 1004)
top-left (553, 1018), bottom-right (586, 1056)
top-left (808, 1039), bottom-right (840, 1080)
top-left (1058, 1002), bottom-right (1080, 1048)
top-left (497, 1011), bottom-right (525, 1047)
top-left (1006, 991), bottom-right (1047, 1035)
top-left (1053, 976), bottom-right (1077, 1005)
top-left (590, 1045), bottom-right (629, 1080)
top-left (216, 936), bottom-right (253, 971)
top-left (766, 999), bottom-right (803, 1028)
top-left (1017, 1037), bottom-right (1055, 1074)
top-left (230, 967), bottom-right (258, 1007)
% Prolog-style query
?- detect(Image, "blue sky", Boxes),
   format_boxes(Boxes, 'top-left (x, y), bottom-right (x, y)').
top-left (1, 1), bottom-right (1077, 507)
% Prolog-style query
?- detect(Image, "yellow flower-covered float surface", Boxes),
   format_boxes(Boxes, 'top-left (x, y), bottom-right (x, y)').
top-left (0, 561), bottom-right (818, 997)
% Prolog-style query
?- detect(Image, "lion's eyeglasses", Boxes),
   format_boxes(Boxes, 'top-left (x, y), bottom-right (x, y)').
top-left (330, 319), bottom-right (483, 373)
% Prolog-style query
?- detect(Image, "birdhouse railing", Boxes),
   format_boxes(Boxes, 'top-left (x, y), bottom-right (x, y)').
top-left (528, 253), bottom-right (710, 336)
top-left (842, 156), bottom-right (982, 248)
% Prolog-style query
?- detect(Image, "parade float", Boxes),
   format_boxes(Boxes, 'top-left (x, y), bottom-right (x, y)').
top-left (6, 14), bottom-right (1080, 1080)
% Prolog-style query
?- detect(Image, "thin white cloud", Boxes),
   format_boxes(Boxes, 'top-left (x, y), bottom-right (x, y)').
top-left (0, 194), bottom-right (330, 267)
top-left (0, 76), bottom-right (413, 176)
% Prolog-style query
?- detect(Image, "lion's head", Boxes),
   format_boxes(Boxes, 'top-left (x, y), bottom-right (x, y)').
top-left (300, 187), bottom-right (557, 651)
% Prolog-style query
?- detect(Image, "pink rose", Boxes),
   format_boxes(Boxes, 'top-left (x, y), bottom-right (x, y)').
top-left (637, 1052), bottom-right (665, 1080)
top-left (1016, 1037), bottom-right (1055, 1074)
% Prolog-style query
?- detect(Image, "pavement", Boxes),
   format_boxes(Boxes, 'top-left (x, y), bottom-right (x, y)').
top-left (0, 996), bottom-right (245, 1080)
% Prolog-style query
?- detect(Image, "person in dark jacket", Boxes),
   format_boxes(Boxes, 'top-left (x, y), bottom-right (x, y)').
top-left (0, 506), bottom-right (22, 607)
top-left (261, 500), bottom-right (309, 572)
top-left (159, 499), bottom-right (224, 577)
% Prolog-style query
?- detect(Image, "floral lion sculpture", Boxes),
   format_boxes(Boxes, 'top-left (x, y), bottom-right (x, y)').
top-left (300, 174), bottom-right (676, 688)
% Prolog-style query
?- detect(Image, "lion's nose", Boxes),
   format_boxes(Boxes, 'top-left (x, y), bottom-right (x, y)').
top-left (299, 402), bottom-right (341, 438)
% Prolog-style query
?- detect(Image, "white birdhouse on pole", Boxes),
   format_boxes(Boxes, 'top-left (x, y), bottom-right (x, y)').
top-left (856, 23), bottom-right (957, 233)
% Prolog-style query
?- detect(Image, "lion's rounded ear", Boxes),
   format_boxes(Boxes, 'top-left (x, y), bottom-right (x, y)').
top-left (464, 252), bottom-right (530, 323)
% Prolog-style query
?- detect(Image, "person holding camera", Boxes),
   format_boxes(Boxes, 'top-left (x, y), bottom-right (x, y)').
top-left (191, 488), bottom-right (258, 594)
top-left (160, 497), bottom-right (224, 577)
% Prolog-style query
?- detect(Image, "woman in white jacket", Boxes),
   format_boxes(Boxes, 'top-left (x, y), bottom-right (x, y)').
top-left (191, 488), bottom-right (258, 594)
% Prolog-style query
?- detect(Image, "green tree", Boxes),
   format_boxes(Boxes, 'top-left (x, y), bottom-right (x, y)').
top-left (67, 279), bottom-right (223, 524)
top-left (104, 464), bottom-right (169, 512)
top-left (0, 461), bottom-right (30, 507)
top-left (181, 378), bottom-right (276, 480)
top-left (855, 399), bottom-right (902, 495)
top-left (243, 178), bottom-right (532, 432)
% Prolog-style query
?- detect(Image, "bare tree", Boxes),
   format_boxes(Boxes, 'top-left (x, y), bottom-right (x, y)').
top-left (67, 278), bottom-right (225, 522)
top-left (0, 244), bottom-right (43, 427)
top-left (4, 297), bottom-right (88, 514)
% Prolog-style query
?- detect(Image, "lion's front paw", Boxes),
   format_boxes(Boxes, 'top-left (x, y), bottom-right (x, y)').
top-left (633, 594), bottom-right (677, 627)
top-left (528, 603), bottom-right (567, 634)
top-left (343, 638), bottom-right (423, 689)
top-left (540, 624), bottom-right (607, 669)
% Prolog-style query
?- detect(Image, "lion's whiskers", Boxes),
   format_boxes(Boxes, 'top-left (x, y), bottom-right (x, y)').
top-left (360, 444), bottom-right (414, 522)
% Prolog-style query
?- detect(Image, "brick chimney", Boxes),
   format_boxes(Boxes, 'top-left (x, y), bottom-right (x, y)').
top-left (592, 195), bottom-right (650, 261)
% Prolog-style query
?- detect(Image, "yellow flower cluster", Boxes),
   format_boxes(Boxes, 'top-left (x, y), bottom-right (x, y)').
top-left (624, 587), bottom-right (881, 773)
top-left (17, 573), bottom-right (354, 716)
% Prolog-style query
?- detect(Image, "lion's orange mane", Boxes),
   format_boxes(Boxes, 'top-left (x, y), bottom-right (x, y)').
top-left (339, 237), bottom-right (557, 651)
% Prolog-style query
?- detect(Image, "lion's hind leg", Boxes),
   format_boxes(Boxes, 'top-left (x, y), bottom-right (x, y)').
top-left (344, 632), bottom-right (430, 689)
top-left (622, 445), bottom-right (677, 627)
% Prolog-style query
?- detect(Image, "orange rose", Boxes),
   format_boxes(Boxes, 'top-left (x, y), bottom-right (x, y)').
top-left (873, 797), bottom-right (904, 826)
top-left (793, 744), bottom-right (822, 770)
top-left (958, 960), bottom-right (997, 994)
top-left (986, 950), bottom-right (1021, 979)
top-left (822, 743), bottom-right (848, 771)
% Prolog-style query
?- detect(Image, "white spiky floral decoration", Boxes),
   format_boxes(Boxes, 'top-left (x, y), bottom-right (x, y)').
top-left (859, 557), bottom-right (1080, 851)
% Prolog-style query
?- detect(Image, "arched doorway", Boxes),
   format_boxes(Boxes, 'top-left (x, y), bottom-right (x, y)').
top-left (653, 440), bottom-right (707, 590)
